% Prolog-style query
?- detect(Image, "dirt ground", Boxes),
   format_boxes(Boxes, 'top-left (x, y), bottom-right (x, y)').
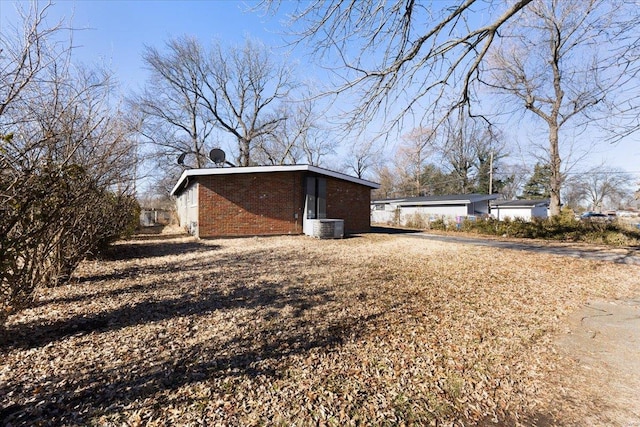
top-left (1, 231), bottom-right (639, 426)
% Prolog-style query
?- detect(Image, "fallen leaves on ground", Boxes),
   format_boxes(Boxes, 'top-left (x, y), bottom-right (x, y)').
top-left (1, 233), bottom-right (639, 426)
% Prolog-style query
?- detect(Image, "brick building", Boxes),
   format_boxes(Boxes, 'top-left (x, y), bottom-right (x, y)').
top-left (170, 165), bottom-right (379, 238)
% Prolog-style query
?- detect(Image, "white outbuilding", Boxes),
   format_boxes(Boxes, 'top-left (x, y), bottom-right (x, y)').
top-left (371, 194), bottom-right (498, 226)
top-left (490, 199), bottom-right (550, 221)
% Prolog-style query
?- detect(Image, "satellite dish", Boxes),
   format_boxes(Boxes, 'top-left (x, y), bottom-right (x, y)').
top-left (209, 148), bottom-right (226, 165)
top-left (177, 152), bottom-right (187, 165)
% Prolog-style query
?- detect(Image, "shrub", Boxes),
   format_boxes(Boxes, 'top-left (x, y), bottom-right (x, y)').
top-left (1, 162), bottom-right (139, 326)
top-left (428, 218), bottom-right (448, 231)
top-left (405, 212), bottom-right (429, 229)
top-left (451, 212), bottom-right (640, 246)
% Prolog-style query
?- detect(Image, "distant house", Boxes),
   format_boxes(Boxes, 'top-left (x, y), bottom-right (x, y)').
top-left (170, 165), bottom-right (379, 238)
top-left (371, 194), bottom-right (498, 226)
top-left (490, 199), bottom-right (550, 221)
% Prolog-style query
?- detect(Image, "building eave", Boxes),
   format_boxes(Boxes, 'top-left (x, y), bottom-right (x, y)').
top-left (372, 194), bottom-right (499, 206)
top-left (170, 164), bottom-right (380, 196)
top-left (491, 199), bottom-right (550, 208)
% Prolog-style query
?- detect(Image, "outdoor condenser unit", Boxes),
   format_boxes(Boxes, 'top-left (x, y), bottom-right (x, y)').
top-left (310, 219), bottom-right (344, 239)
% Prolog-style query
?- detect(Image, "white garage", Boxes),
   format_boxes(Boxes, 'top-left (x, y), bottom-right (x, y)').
top-left (490, 199), bottom-right (550, 221)
top-left (371, 194), bottom-right (498, 226)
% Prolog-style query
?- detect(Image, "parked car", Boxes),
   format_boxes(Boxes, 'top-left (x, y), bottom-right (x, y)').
top-left (580, 212), bottom-right (611, 221)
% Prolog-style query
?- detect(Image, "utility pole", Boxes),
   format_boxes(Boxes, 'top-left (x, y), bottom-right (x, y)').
top-left (488, 151), bottom-right (494, 195)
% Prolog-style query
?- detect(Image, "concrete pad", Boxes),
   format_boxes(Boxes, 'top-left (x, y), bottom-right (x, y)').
top-left (556, 298), bottom-right (640, 425)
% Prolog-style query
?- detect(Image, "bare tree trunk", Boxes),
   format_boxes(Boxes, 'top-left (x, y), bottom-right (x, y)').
top-left (548, 125), bottom-right (562, 216)
top-left (238, 138), bottom-right (251, 167)
top-left (548, 17), bottom-right (564, 217)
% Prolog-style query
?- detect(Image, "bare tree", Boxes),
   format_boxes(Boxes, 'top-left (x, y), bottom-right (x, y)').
top-left (1, 2), bottom-right (138, 326)
top-left (252, 104), bottom-right (304, 166)
top-left (371, 163), bottom-right (398, 199)
top-left (263, 0), bottom-right (533, 133)
top-left (419, 164), bottom-right (460, 196)
top-left (135, 36), bottom-right (213, 169)
top-left (343, 138), bottom-right (380, 179)
top-left (494, 163), bottom-right (527, 200)
top-left (394, 127), bottom-right (436, 196)
top-left (0, 2), bottom-right (64, 120)
top-left (439, 115), bottom-right (480, 193)
top-left (433, 112), bottom-right (507, 194)
top-left (562, 174), bottom-right (588, 211)
top-left (484, 0), bottom-right (634, 216)
top-left (135, 36), bottom-right (296, 169)
top-left (579, 166), bottom-right (634, 211)
top-left (299, 126), bottom-right (335, 166)
top-left (199, 38), bottom-right (296, 166)
top-left (253, 93), bottom-right (336, 166)
top-left (263, 1), bottom-right (640, 213)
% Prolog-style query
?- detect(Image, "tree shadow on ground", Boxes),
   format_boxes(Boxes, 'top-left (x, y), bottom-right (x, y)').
top-left (128, 225), bottom-right (188, 240)
top-left (103, 240), bottom-right (215, 261)
top-left (30, 239), bottom-right (223, 308)
top-left (0, 250), bottom-right (381, 425)
top-left (369, 225), bottom-right (421, 234)
top-left (4, 277), bottom-right (329, 351)
top-left (1, 309), bottom-right (380, 425)
top-left (3, 243), bottom-right (316, 350)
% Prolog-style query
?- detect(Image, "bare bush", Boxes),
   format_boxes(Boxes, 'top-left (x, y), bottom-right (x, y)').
top-left (0, 3), bottom-right (138, 326)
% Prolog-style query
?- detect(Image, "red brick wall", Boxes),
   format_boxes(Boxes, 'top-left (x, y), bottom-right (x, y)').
top-left (195, 171), bottom-right (372, 237)
top-left (197, 172), bottom-right (303, 238)
top-left (326, 177), bottom-right (372, 233)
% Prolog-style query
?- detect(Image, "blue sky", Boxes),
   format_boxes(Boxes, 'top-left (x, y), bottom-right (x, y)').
top-left (0, 1), bottom-right (291, 92)
top-left (1, 0), bottom-right (639, 181)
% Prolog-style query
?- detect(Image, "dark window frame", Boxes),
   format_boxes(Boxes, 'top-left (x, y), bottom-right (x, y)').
top-left (305, 176), bottom-right (327, 219)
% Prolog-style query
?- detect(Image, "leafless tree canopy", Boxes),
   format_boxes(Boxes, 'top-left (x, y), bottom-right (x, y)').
top-left (373, 115), bottom-right (507, 198)
top-left (342, 138), bottom-right (382, 180)
top-left (482, 0), bottom-right (637, 215)
top-left (136, 36), bottom-right (214, 169)
top-left (436, 113), bottom-right (507, 194)
top-left (564, 166), bottom-right (635, 211)
top-left (252, 93), bottom-right (336, 166)
top-left (394, 127), bottom-right (436, 196)
top-left (134, 36), bottom-right (297, 169)
top-left (264, 0), bottom-right (640, 214)
top-left (264, 0), bottom-right (533, 132)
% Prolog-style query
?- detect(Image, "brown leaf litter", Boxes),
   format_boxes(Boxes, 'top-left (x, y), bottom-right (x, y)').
top-left (1, 233), bottom-right (639, 426)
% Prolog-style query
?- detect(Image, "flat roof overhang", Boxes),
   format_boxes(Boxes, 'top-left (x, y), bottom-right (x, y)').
top-left (170, 164), bottom-right (380, 196)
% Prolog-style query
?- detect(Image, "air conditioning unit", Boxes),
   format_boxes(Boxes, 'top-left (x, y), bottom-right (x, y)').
top-left (309, 219), bottom-right (344, 239)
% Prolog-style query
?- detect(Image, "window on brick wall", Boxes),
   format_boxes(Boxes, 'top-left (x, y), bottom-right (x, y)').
top-left (188, 186), bottom-right (197, 207)
top-left (305, 176), bottom-right (326, 219)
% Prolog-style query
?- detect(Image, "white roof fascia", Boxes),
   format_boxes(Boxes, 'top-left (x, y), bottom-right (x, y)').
top-left (396, 198), bottom-right (498, 207)
top-left (396, 200), bottom-right (472, 206)
top-left (372, 199), bottom-right (406, 204)
top-left (493, 201), bottom-right (548, 208)
top-left (306, 165), bottom-right (379, 188)
top-left (373, 195), bottom-right (498, 206)
top-left (170, 164), bottom-right (379, 196)
top-left (170, 169), bottom-right (191, 196)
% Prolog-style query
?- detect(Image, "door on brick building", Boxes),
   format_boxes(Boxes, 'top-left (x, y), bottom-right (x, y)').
top-left (303, 176), bottom-right (326, 234)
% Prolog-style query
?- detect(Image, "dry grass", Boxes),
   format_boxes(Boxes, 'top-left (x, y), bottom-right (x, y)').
top-left (1, 233), bottom-right (639, 426)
